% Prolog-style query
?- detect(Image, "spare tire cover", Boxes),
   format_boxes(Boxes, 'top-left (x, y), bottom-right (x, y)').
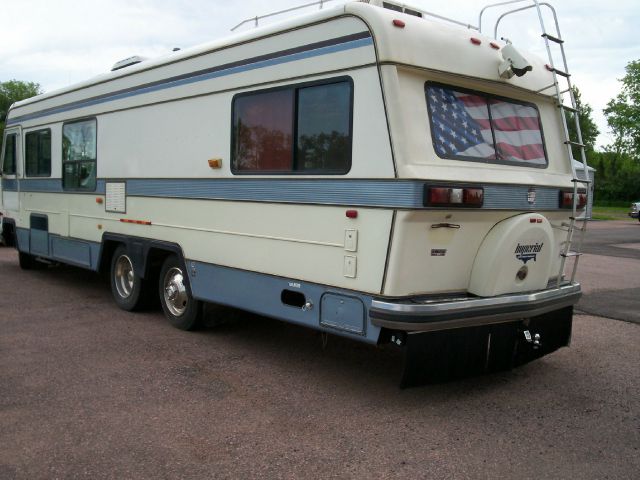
top-left (468, 213), bottom-right (556, 297)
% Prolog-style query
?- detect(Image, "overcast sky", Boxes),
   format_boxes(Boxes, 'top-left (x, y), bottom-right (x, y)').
top-left (1, 0), bottom-right (638, 147)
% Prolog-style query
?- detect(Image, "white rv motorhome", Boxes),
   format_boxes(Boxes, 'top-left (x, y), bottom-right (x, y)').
top-left (0, 0), bottom-right (590, 385)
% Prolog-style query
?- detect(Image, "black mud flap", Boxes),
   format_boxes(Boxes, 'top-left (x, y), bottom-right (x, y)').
top-left (399, 307), bottom-right (573, 388)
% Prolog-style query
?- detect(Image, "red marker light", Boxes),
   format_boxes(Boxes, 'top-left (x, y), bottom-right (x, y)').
top-left (346, 210), bottom-right (358, 219)
top-left (393, 19), bottom-right (405, 28)
top-left (470, 37), bottom-right (482, 45)
top-left (425, 186), bottom-right (484, 207)
top-left (463, 188), bottom-right (484, 206)
top-left (428, 187), bottom-right (451, 205)
top-left (490, 42), bottom-right (500, 50)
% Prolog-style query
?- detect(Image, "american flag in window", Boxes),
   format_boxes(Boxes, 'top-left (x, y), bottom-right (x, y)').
top-left (426, 85), bottom-right (547, 166)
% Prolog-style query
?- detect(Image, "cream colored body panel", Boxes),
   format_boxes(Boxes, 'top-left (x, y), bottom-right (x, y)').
top-left (20, 191), bottom-right (393, 294)
top-left (383, 210), bottom-right (571, 297)
top-left (96, 67), bottom-right (393, 180)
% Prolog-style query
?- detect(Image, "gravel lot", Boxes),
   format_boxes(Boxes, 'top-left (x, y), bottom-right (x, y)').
top-left (0, 230), bottom-right (639, 479)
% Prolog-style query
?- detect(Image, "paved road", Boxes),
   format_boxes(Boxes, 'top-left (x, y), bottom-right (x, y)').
top-left (0, 226), bottom-right (639, 479)
top-left (582, 218), bottom-right (640, 260)
top-left (576, 220), bottom-right (640, 324)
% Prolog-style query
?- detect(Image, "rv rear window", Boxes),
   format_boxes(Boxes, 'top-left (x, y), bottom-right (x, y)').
top-left (25, 129), bottom-right (52, 177)
top-left (232, 79), bottom-right (352, 174)
top-left (62, 119), bottom-right (97, 191)
top-left (426, 83), bottom-right (547, 168)
top-left (2, 134), bottom-right (17, 175)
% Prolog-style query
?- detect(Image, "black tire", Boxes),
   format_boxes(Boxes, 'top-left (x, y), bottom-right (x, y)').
top-left (110, 245), bottom-right (146, 311)
top-left (19, 252), bottom-right (37, 270)
top-left (19, 252), bottom-right (45, 270)
top-left (158, 255), bottom-right (203, 331)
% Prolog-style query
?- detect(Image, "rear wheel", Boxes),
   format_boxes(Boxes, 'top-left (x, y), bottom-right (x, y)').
top-left (110, 245), bottom-right (146, 311)
top-left (159, 255), bottom-right (203, 331)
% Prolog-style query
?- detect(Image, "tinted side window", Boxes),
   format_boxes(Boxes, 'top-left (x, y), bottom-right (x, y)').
top-left (232, 79), bottom-right (352, 174)
top-left (63, 119), bottom-right (97, 191)
top-left (296, 82), bottom-right (351, 172)
top-left (2, 134), bottom-right (17, 175)
top-left (233, 90), bottom-right (294, 172)
top-left (25, 129), bottom-right (52, 177)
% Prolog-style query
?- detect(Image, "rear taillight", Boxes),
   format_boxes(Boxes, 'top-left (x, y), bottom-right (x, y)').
top-left (560, 191), bottom-right (587, 210)
top-left (424, 186), bottom-right (484, 207)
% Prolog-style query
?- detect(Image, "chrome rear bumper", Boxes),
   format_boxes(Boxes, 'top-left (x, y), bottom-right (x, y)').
top-left (370, 283), bottom-right (581, 333)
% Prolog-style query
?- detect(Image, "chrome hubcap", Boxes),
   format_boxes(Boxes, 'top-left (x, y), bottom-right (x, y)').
top-left (163, 267), bottom-right (188, 317)
top-left (115, 254), bottom-right (135, 298)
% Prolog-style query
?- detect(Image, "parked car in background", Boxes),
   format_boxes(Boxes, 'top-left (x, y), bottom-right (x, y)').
top-left (630, 201), bottom-right (640, 220)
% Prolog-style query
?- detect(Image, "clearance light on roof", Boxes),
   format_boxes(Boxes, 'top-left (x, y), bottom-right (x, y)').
top-left (470, 37), bottom-right (482, 46)
top-left (392, 19), bottom-right (406, 28)
top-left (424, 186), bottom-right (484, 207)
top-left (560, 191), bottom-right (587, 210)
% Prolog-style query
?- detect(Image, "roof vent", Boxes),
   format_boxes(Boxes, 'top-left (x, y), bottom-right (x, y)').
top-left (111, 55), bottom-right (148, 72)
top-left (362, 1), bottom-right (423, 18)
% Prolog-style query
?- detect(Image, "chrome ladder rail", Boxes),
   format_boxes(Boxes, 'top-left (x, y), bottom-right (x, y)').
top-left (481, 0), bottom-right (590, 287)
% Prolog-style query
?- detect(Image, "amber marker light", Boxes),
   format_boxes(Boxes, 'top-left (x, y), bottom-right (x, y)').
top-left (120, 219), bottom-right (152, 225)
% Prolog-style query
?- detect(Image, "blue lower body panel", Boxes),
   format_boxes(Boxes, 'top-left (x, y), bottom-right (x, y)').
top-left (15, 228), bottom-right (101, 270)
top-left (186, 260), bottom-right (380, 344)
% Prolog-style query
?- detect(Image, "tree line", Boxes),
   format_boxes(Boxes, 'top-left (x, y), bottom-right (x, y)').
top-left (567, 60), bottom-right (640, 204)
top-left (2, 63), bottom-right (640, 204)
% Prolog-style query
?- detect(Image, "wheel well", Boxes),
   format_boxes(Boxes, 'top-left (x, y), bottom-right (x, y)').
top-left (99, 240), bottom-right (120, 274)
top-left (98, 236), bottom-right (184, 280)
top-left (1, 218), bottom-right (16, 247)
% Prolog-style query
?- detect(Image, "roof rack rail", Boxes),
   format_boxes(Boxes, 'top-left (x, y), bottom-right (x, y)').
top-left (231, 0), bottom-right (482, 33)
top-left (231, 0), bottom-right (338, 32)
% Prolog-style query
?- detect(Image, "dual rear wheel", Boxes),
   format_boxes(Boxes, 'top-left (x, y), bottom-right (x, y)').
top-left (109, 245), bottom-right (202, 330)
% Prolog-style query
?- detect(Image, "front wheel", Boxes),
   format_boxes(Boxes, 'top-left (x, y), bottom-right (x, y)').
top-left (19, 252), bottom-right (41, 270)
top-left (159, 255), bottom-right (203, 331)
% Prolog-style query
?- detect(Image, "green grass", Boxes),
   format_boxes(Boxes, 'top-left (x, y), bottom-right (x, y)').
top-left (591, 205), bottom-right (635, 221)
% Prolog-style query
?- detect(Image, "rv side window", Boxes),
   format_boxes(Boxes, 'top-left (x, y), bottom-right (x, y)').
top-left (2, 134), bottom-right (17, 175)
top-left (426, 83), bottom-right (547, 168)
top-left (25, 129), bottom-right (52, 177)
top-left (62, 118), bottom-right (97, 191)
top-left (232, 79), bottom-right (352, 174)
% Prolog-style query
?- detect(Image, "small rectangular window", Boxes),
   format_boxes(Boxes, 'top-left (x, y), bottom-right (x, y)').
top-left (63, 119), bottom-right (97, 191)
top-left (232, 79), bottom-right (352, 174)
top-left (25, 129), bottom-right (52, 177)
top-left (2, 134), bottom-right (17, 175)
top-left (426, 83), bottom-right (547, 167)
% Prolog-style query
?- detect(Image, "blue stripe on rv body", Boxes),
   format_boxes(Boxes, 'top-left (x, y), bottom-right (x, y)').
top-left (18, 179), bottom-right (106, 194)
top-left (6, 36), bottom-right (374, 126)
top-left (12, 178), bottom-right (562, 210)
top-left (126, 178), bottom-right (424, 208)
top-left (1, 178), bottom-right (18, 191)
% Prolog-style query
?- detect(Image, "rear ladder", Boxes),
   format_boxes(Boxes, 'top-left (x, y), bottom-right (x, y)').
top-left (480, 0), bottom-right (590, 287)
